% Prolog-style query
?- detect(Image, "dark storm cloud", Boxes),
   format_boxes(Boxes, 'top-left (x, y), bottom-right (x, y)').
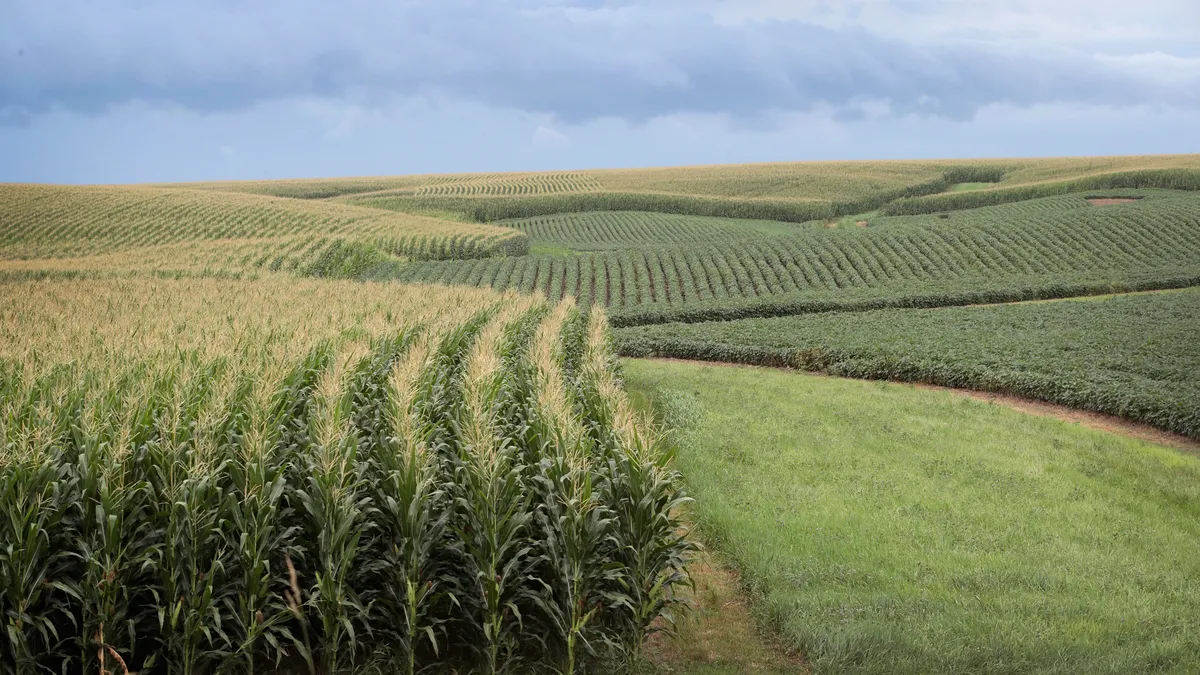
top-left (1, 0), bottom-right (1196, 125)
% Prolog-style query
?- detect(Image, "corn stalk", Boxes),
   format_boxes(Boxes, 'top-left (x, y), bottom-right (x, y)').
top-left (294, 346), bottom-right (372, 674)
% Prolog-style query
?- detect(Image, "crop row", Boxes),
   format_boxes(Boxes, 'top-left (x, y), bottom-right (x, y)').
top-left (0, 278), bottom-right (690, 674)
top-left (177, 178), bottom-right (426, 200)
top-left (414, 172), bottom-right (603, 197)
top-left (614, 288), bottom-right (1200, 439)
top-left (0, 185), bottom-right (528, 261)
top-left (385, 195), bottom-right (1200, 321)
top-left (508, 211), bottom-right (798, 250)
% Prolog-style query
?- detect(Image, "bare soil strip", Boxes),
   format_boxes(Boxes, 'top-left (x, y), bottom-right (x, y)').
top-left (634, 357), bottom-right (1200, 453)
top-left (1087, 198), bottom-right (1138, 205)
top-left (646, 544), bottom-right (808, 674)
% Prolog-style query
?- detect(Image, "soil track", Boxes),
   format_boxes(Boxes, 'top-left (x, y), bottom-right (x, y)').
top-left (634, 357), bottom-right (1200, 454)
top-left (1087, 197), bottom-right (1138, 205)
top-left (644, 544), bottom-right (808, 673)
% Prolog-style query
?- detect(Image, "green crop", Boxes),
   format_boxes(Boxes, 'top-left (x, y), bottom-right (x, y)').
top-left (882, 169), bottom-right (1200, 215)
top-left (0, 278), bottom-right (693, 674)
top-left (381, 191), bottom-right (1200, 326)
top-left (615, 288), bottom-right (1200, 439)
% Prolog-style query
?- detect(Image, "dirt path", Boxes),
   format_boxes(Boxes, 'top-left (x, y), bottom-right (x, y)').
top-left (1087, 197), bottom-right (1139, 205)
top-left (634, 357), bottom-right (1200, 454)
top-left (645, 544), bottom-right (807, 674)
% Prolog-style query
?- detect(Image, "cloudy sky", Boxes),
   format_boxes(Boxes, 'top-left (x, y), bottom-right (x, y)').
top-left (2, 0), bottom-right (1198, 184)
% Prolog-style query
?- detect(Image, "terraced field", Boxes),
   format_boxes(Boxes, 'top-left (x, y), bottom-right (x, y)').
top-left (178, 154), bottom-right (1200, 203)
top-left (177, 176), bottom-right (431, 199)
top-left (882, 169), bottom-right (1200, 215)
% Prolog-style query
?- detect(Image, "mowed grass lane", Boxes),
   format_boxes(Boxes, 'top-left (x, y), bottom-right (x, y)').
top-left (624, 360), bottom-right (1200, 675)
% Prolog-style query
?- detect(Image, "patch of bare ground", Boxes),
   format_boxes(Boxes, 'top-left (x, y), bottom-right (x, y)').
top-left (855, 220), bottom-right (869, 227)
top-left (1087, 197), bottom-right (1138, 205)
top-left (633, 358), bottom-right (1200, 454)
top-left (645, 544), bottom-right (807, 674)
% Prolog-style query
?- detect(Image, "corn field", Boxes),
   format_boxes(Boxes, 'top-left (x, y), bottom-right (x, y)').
top-left (338, 159), bottom-right (1200, 223)
top-left (0, 185), bottom-right (528, 262)
top-left (411, 172), bottom-right (603, 197)
top-left (180, 155), bottom-right (1200, 205)
top-left (0, 278), bottom-right (692, 674)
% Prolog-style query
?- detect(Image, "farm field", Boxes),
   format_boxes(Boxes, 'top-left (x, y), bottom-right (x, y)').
top-left (3, 154), bottom-right (1200, 674)
top-left (624, 359), bottom-right (1200, 675)
top-left (0, 183), bottom-right (528, 270)
top-left (616, 288), bottom-right (1200, 439)
top-left (176, 155), bottom-right (1200, 223)
top-left (0, 278), bottom-right (690, 673)
top-left (385, 189), bottom-right (1200, 325)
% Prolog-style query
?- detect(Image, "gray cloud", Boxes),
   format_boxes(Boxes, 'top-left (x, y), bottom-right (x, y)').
top-left (2, 0), bottom-right (1198, 125)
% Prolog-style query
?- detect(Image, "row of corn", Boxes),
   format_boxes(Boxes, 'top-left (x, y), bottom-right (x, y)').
top-left (0, 280), bottom-right (691, 674)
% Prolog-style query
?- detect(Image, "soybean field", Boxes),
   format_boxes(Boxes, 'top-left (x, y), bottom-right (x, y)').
top-left (385, 190), bottom-right (1200, 324)
top-left (617, 289), bottom-right (1200, 438)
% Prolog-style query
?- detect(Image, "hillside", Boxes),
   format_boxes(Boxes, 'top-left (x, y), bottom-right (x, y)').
top-left (0, 183), bottom-right (528, 278)
top-left (175, 154), bottom-right (1200, 202)
top-left (0, 277), bottom-right (689, 673)
top-left (377, 189), bottom-right (1200, 324)
top-left (4, 154), bottom-right (1200, 674)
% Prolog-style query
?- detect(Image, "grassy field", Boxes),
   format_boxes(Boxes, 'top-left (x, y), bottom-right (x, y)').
top-left (616, 288), bottom-right (1200, 439)
top-left (0, 278), bottom-right (691, 674)
top-left (949, 182), bottom-right (991, 192)
top-left (624, 359), bottom-right (1200, 675)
